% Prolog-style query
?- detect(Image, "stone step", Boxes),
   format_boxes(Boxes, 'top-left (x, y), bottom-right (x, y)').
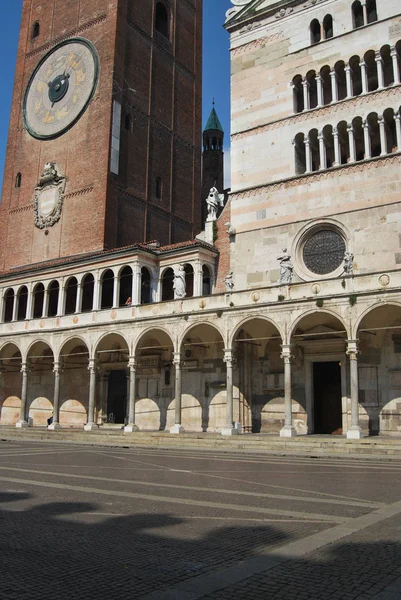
top-left (1, 427), bottom-right (401, 458)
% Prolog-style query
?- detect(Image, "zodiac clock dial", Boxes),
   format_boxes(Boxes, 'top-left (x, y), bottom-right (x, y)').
top-left (23, 38), bottom-right (99, 140)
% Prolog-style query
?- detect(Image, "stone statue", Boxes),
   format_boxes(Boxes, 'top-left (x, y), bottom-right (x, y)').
top-left (278, 249), bottom-right (293, 285)
top-left (206, 186), bottom-right (224, 222)
top-left (173, 265), bottom-right (186, 299)
top-left (224, 271), bottom-right (234, 292)
top-left (343, 251), bottom-right (354, 275)
top-left (40, 162), bottom-right (60, 185)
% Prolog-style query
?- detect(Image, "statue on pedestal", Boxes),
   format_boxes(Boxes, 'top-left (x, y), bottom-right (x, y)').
top-left (278, 249), bottom-right (293, 285)
top-left (173, 265), bottom-right (186, 299)
top-left (206, 187), bottom-right (224, 221)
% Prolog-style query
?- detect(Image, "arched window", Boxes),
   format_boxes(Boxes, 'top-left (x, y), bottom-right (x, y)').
top-left (155, 177), bottom-right (162, 200)
top-left (323, 15), bottom-right (333, 39)
top-left (15, 173), bottom-right (21, 188)
top-left (33, 283), bottom-right (44, 319)
top-left (366, 0), bottom-right (377, 24)
top-left (119, 266), bottom-right (133, 307)
top-left (141, 267), bottom-right (152, 304)
top-left (48, 281), bottom-right (59, 317)
top-left (294, 132), bottom-right (306, 175)
top-left (3, 289), bottom-right (15, 323)
top-left (292, 75), bottom-right (304, 113)
top-left (81, 274), bottom-right (94, 312)
top-left (161, 268), bottom-right (174, 301)
top-left (310, 19), bottom-right (321, 45)
top-left (155, 2), bottom-right (169, 39)
top-left (32, 22), bottom-right (40, 39)
top-left (202, 265), bottom-right (212, 296)
top-left (101, 270), bottom-right (114, 309)
top-left (17, 286), bottom-right (28, 321)
top-left (352, 1), bottom-right (364, 28)
top-left (65, 278), bottom-right (78, 315)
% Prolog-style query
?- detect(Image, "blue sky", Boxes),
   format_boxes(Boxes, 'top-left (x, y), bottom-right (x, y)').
top-left (0, 1), bottom-right (232, 190)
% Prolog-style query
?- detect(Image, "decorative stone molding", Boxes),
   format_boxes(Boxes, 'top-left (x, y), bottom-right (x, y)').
top-left (33, 163), bottom-right (66, 230)
top-left (64, 186), bottom-right (94, 200)
top-left (226, 0), bottom-right (251, 22)
top-left (275, 7), bottom-right (293, 19)
top-left (231, 32), bottom-right (284, 57)
top-left (9, 205), bottom-right (33, 215)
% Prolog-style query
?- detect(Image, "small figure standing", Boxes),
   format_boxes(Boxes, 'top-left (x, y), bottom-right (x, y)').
top-left (206, 186), bottom-right (224, 221)
top-left (343, 251), bottom-right (354, 275)
top-left (224, 271), bottom-right (234, 293)
top-left (125, 296), bottom-right (132, 306)
top-left (173, 265), bottom-right (186, 299)
top-left (278, 249), bottom-right (293, 285)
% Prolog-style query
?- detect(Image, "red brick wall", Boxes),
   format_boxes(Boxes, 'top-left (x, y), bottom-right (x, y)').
top-left (214, 197), bottom-right (231, 293)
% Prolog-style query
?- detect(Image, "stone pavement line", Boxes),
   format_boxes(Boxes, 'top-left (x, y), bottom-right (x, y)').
top-left (0, 476), bottom-right (343, 522)
top-left (0, 465), bottom-right (380, 509)
top-left (137, 497), bottom-right (401, 600)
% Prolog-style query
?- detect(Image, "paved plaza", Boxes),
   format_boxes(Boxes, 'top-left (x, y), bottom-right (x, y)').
top-left (0, 441), bottom-right (401, 599)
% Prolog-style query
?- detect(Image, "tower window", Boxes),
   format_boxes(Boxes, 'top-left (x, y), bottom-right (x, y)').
top-left (352, 1), bottom-right (364, 28)
top-left (32, 22), bottom-right (40, 39)
top-left (310, 19), bottom-right (321, 45)
top-left (155, 2), bottom-right (169, 39)
top-left (15, 173), bottom-right (22, 188)
top-left (155, 177), bottom-right (162, 200)
top-left (367, 0), bottom-right (378, 24)
top-left (323, 15), bottom-right (333, 40)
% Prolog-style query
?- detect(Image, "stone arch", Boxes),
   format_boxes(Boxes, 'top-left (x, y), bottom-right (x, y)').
top-left (58, 337), bottom-right (90, 427)
top-left (32, 282), bottom-right (45, 319)
top-left (26, 340), bottom-right (54, 426)
top-left (65, 276), bottom-right (78, 315)
top-left (0, 342), bottom-right (23, 425)
top-left (289, 308), bottom-right (350, 341)
top-left (229, 315), bottom-right (285, 348)
top-left (95, 332), bottom-right (130, 425)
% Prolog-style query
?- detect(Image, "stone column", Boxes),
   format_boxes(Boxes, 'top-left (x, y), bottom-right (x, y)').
top-left (0, 289), bottom-right (4, 323)
top-left (391, 47), bottom-right (400, 85)
top-left (16, 362), bottom-right (30, 428)
top-left (84, 359), bottom-right (98, 431)
top-left (92, 271), bottom-right (100, 311)
top-left (304, 135), bottom-right (312, 173)
top-left (57, 279), bottom-right (65, 317)
top-left (222, 349), bottom-right (239, 436)
top-left (360, 61), bottom-right (368, 94)
top-left (11, 291), bottom-right (18, 322)
top-left (347, 123), bottom-right (356, 163)
top-left (194, 259), bottom-right (202, 297)
top-left (280, 345), bottom-right (296, 437)
top-left (42, 286), bottom-right (49, 318)
top-left (375, 51), bottom-right (384, 89)
top-left (25, 283), bottom-right (33, 320)
top-left (125, 358), bottom-right (139, 432)
top-left (361, 0), bottom-right (368, 25)
top-left (378, 116), bottom-right (387, 156)
top-left (346, 340), bottom-right (364, 439)
top-left (395, 112), bottom-right (401, 151)
top-left (330, 70), bottom-right (338, 102)
top-left (132, 262), bottom-right (141, 306)
top-left (333, 127), bottom-right (341, 166)
top-left (302, 79), bottom-right (310, 111)
top-left (318, 131), bottom-right (326, 170)
top-left (112, 273), bottom-right (119, 309)
top-left (345, 64), bottom-right (353, 98)
top-left (170, 352), bottom-right (184, 433)
top-left (48, 361), bottom-right (62, 430)
top-left (363, 119), bottom-right (372, 159)
top-left (316, 75), bottom-right (323, 107)
top-left (75, 282), bottom-right (83, 314)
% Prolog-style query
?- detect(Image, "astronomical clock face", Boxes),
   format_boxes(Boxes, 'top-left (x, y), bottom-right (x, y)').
top-left (23, 38), bottom-right (99, 140)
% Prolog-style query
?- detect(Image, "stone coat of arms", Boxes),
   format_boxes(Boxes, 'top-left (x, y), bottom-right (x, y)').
top-left (33, 162), bottom-right (66, 229)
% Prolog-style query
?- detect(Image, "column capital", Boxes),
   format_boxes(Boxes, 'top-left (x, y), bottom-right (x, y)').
top-left (304, 134), bottom-right (310, 145)
top-left (359, 60), bottom-right (366, 68)
top-left (317, 130), bottom-right (324, 141)
top-left (390, 46), bottom-right (398, 58)
top-left (344, 64), bottom-right (351, 73)
top-left (224, 348), bottom-right (234, 364)
top-left (53, 361), bottom-right (63, 374)
top-left (280, 344), bottom-right (292, 360)
top-left (333, 126), bottom-right (339, 136)
top-left (315, 74), bottom-right (322, 82)
top-left (88, 358), bottom-right (98, 372)
top-left (330, 70), bottom-right (337, 78)
top-left (173, 352), bottom-right (182, 366)
top-left (347, 122), bottom-right (354, 133)
top-left (21, 361), bottom-right (31, 374)
top-left (128, 356), bottom-right (137, 369)
top-left (302, 78), bottom-right (310, 89)
top-left (346, 339), bottom-right (359, 357)
top-left (395, 111), bottom-right (401, 122)
top-left (374, 50), bottom-right (382, 62)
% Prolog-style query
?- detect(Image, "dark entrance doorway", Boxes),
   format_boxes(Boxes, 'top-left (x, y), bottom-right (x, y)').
top-left (313, 361), bottom-right (342, 434)
top-left (107, 370), bottom-right (127, 424)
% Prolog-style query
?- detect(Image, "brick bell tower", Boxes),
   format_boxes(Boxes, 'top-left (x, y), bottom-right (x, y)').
top-left (201, 103), bottom-right (224, 223)
top-left (0, 0), bottom-right (202, 273)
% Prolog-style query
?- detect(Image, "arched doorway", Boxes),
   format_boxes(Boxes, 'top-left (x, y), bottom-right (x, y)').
top-left (180, 323), bottom-right (225, 432)
top-left (134, 329), bottom-right (174, 430)
top-left (59, 338), bottom-right (90, 427)
top-left (0, 343), bottom-right (22, 425)
top-left (357, 304), bottom-right (401, 436)
top-left (232, 318), bottom-right (285, 434)
top-left (27, 341), bottom-right (54, 426)
top-left (95, 333), bottom-right (129, 425)
top-left (290, 311), bottom-right (348, 435)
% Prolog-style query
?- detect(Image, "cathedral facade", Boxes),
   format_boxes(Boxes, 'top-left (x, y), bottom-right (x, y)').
top-left (1, 0), bottom-right (401, 439)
